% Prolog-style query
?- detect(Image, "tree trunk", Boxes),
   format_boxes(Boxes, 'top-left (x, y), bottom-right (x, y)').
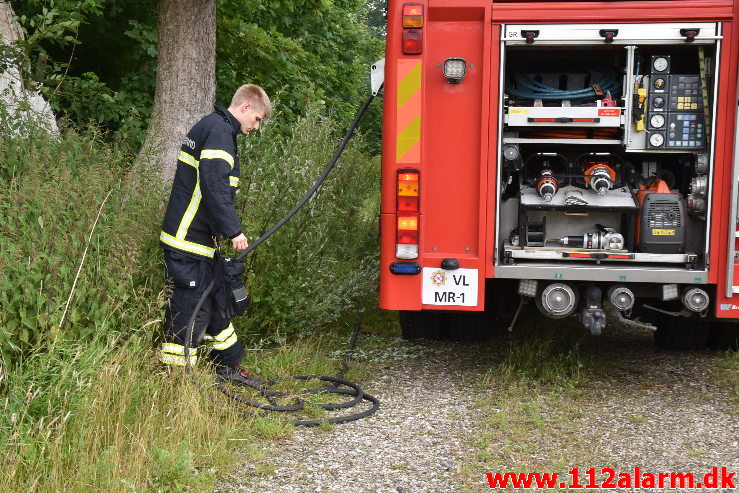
top-left (139, 0), bottom-right (216, 185)
top-left (0, 0), bottom-right (58, 134)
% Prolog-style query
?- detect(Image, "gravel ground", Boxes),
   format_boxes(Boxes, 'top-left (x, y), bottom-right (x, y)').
top-left (575, 326), bottom-right (738, 491)
top-left (215, 325), bottom-right (738, 493)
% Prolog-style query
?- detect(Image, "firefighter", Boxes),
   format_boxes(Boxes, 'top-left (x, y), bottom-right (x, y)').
top-left (159, 84), bottom-right (271, 384)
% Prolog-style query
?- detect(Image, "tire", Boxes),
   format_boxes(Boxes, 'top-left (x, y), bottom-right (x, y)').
top-left (445, 311), bottom-right (491, 342)
top-left (399, 310), bottom-right (445, 340)
top-left (653, 318), bottom-right (710, 350)
top-left (708, 322), bottom-right (739, 351)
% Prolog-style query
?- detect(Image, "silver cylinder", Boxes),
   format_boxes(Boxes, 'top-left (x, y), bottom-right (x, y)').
top-left (538, 283), bottom-right (578, 318)
top-left (588, 167), bottom-right (613, 196)
top-left (602, 231), bottom-right (625, 250)
top-left (608, 285), bottom-right (635, 311)
top-left (540, 183), bottom-right (556, 202)
top-left (695, 154), bottom-right (709, 174)
top-left (681, 287), bottom-right (709, 313)
top-left (687, 194), bottom-right (707, 214)
top-left (689, 176), bottom-right (708, 195)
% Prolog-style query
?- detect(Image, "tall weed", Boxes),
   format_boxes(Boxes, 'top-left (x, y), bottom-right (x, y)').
top-left (0, 336), bottom-right (248, 492)
top-left (234, 108), bottom-right (380, 337)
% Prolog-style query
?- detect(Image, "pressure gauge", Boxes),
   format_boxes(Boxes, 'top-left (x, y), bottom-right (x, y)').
top-left (653, 78), bottom-right (666, 90)
top-left (649, 133), bottom-right (665, 147)
top-left (652, 96), bottom-right (665, 109)
top-left (650, 114), bottom-right (665, 128)
top-left (651, 55), bottom-right (670, 74)
top-left (653, 57), bottom-right (669, 72)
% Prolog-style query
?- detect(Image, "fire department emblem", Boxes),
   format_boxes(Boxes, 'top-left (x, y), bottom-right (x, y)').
top-left (430, 269), bottom-right (447, 287)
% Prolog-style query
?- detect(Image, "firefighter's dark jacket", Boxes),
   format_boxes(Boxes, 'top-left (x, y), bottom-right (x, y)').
top-left (160, 105), bottom-right (242, 258)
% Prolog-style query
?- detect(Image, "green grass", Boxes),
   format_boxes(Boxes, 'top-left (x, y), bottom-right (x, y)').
top-left (1, 337), bottom-right (240, 491)
top-left (463, 316), bottom-right (738, 492)
top-left (462, 315), bottom-right (595, 492)
top-left (485, 313), bottom-right (591, 389)
top-left (0, 328), bottom-right (372, 492)
top-left (716, 349), bottom-right (739, 407)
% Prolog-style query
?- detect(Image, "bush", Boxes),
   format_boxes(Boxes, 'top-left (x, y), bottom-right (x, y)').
top-left (0, 124), bottom-right (163, 370)
top-left (233, 107), bottom-right (380, 338)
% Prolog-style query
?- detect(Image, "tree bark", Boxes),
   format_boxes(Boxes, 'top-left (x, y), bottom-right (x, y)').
top-left (139, 0), bottom-right (216, 185)
top-left (0, 0), bottom-right (58, 134)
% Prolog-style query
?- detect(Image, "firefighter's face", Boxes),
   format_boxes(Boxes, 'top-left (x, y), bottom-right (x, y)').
top-left (236, 102), bottom-right (265, 134)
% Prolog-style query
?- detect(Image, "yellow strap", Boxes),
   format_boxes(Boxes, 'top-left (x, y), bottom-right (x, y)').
top-left (176, 176), bottom-right (202, 240)
top-left (174, 150), bottom-right (203, 242)
top-left (229, 176), bottom-right (239, 187)
top-left (201, 149), bottom-right (235, 169)
top-left (212, 323), bottom-right (235, 341)
top-left (206, 323), bottom-right (238, 350)
top-left (160, 353), bottom-right (197, 366)
top-left (160, 231), bottom-right (215, 257)
top-left (210, 332), bottom-right (238, 350)
top-left (161, 343), bottom-right (198, 355)
top-left (178, 150), bottom-right (199, 168)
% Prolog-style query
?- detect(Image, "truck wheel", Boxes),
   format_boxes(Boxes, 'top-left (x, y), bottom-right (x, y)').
top-left (445, 312), bottom-right (491, 342)
top-left (653, 318), bottom-right (710, 350)
top-left (399, 310), bottom-right (445, 340)
top-left (708, 322), bottom-right (739, 351)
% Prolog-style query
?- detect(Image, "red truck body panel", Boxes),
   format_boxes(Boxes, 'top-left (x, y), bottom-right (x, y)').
top-left (380, 0), bottom-right (739, 321)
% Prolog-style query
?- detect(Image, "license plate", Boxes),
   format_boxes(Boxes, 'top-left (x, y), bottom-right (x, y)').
top-left (421, 267), bottom-right (478, 306)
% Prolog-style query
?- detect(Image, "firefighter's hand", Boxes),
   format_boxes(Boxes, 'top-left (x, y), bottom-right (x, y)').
top-left (231, 233), bottom-right (248, 252)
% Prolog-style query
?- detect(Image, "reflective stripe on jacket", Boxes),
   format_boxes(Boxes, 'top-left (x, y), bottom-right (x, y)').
top-left (160, 105), bottom-right (242, 258)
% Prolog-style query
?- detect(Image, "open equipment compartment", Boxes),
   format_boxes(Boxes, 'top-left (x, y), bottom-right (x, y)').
top-left (495, 23), bottom-right (719, 283)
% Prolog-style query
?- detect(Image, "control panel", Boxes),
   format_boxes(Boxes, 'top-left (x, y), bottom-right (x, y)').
top-left (646, 56), bottom-right (706, 149)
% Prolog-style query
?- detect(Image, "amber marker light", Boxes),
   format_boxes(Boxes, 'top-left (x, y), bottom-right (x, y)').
top-left (402, 3), bottom-right (424, 28)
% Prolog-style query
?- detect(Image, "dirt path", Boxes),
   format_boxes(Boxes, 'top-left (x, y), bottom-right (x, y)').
top-left (216, 326), bottom-right (737, 493)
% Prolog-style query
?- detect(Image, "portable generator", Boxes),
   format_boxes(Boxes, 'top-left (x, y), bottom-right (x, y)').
top-left (636, 179), bottom-right (687, 253)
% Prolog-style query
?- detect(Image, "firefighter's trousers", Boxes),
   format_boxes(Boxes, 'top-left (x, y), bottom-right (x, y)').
top-left (160, 249), bottom-right (244, 367)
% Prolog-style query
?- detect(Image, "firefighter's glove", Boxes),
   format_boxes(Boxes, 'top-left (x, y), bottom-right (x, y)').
top-left (217, 256), bottom-right (249, 319)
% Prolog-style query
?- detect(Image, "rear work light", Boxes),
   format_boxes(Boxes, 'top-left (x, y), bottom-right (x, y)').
top-left (443, 58), bottom-right (466, 83)
top-left (402, 3), bottom-right (424, 55)
top-left (396, 168), bottom-right (420, 259)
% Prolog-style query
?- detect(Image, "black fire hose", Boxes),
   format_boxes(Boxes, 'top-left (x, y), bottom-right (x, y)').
top-left (181, 92), bottom-right (380, 426)
top-left (215, 315), bottom-right (381, 426)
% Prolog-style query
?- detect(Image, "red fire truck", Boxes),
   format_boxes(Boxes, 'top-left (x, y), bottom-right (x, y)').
top-left (377, 0), bottom-right (739, 349)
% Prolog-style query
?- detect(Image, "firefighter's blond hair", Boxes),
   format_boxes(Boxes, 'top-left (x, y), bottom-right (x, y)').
top-left (230, 84), bottom-right (272, 118)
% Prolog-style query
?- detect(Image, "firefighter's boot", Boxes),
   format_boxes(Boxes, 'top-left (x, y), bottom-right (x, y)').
top-left (215, 363), bottom-right (263, 388)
